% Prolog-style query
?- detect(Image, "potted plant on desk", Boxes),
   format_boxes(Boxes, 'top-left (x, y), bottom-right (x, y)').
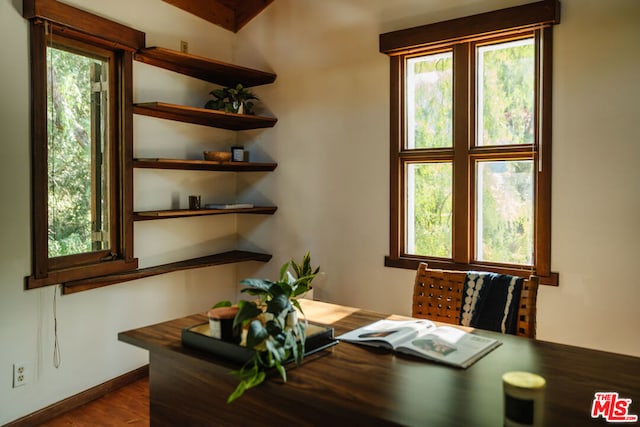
top-left (214, 253), bottom-right (320, 402)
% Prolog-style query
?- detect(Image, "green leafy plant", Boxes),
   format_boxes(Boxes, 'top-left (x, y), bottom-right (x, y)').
top-left (216, 253), bottom-right (320, 403)
top-left (204, 83), bottom-right (259, 115)
top-left (290, 252), bottom-right (321, 294)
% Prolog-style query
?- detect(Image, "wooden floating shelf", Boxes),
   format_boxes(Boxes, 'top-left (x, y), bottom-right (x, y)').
top-left (133, 102), bottom-right (277, 131)
top-left (133, 158), bottom-right (277, 172)
top-left (134, 206), bottom-right (278, 221)
top-left (134, 47), bottom-right (276, 87)
top-left (62, 250), bottom-right (272, 294)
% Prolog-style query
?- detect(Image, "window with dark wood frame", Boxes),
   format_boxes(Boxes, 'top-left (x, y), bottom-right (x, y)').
top-left (24, 0), bottom-right (144, 289)
top-left (380, 0), bottom-right (560, 285)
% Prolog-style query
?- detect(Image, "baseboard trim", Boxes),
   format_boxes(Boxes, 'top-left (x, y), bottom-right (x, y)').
top-left (5, 365), bottom-right (148, 427)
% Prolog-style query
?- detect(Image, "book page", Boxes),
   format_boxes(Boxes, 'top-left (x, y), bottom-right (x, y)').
top-left (337, 319), bottom-right (435, 349)
top-left (397, 326), bottom-right (500, 368)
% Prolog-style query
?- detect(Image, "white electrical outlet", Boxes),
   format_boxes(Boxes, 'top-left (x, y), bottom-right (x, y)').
top-left (180, 40), bottom-right (188, 53)
top-left (13, 363), bottom-right (30, 387)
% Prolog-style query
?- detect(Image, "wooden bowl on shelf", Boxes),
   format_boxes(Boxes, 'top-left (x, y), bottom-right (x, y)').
top-left (203, 151), bottom-right (232, 162)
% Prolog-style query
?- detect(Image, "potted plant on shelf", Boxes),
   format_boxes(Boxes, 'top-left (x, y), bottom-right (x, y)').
top-left (213, 252), bottom-right (320, 402)
top-left (204, 83), bottom-right (259, 115)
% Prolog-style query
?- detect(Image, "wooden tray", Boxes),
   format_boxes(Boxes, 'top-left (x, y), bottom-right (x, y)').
top-left (181, 321), bottom-right (337, 365)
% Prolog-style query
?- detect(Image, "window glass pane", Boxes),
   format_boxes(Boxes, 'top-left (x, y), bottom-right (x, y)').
top-left (47, 45), bottom-right (110, 257)
top-left (476, 38), bottom-right (534, 146)
top-left (406, 163), bottom-right (452, 258)
top-left (406, 52), bottom-right (452, 149)
top-left (475, 160), bottom-right (533, 264)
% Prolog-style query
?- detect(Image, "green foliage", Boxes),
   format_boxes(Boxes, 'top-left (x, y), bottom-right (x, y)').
top-left (212, 300), bottom-right (233, 308)
top-left (479, 40), bottom-right (534, 146)
top-left (222, 253), bottom-right (320, 403)
top-left (47, 46), bottom-right (101, 257)
top-left (411, 163), bottom-right (452, 258)
top-left (289, 252), bottom-right (320, 298)
top-left (409, 39), bottom-right (535, 265)
top-left (409, 52), bottom-right (453, 149)
top-left (227, 361), bottom-right (265, 403)
top-left (204, 84), bottom-right (259, 114)
top-left (477, 161), bottom-right (533, 264)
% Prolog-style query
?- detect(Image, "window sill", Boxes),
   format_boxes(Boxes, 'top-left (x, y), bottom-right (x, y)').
top-left (385, 256), bottom-right (559, 286)
top-left (26, 258), bottom-right (139, 290)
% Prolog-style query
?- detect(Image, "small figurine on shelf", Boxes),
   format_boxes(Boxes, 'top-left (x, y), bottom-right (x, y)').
top-left (204, 84), bottom-right (258, 115)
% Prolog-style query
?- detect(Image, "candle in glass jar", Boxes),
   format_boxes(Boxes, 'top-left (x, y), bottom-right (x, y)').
top-left (503, 371), bottom-right (546, 427)
top-left (207, 306), bottom-right (240, 344)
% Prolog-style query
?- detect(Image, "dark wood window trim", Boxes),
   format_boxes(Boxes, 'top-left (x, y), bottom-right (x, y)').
top-left (379, 0), bottom-right (559, 55)
top-left (24, 0), bottom-right (144, 289)
top-left (23, 0), bottom-right (145, 51)
top-left (380, 0), bottom-right (560, 286)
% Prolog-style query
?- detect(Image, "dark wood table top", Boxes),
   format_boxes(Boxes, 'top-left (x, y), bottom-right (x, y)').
top-left (119, 300), bottom-right (640, 426)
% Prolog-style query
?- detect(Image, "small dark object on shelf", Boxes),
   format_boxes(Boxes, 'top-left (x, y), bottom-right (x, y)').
top-left (188, 195), bottom-right (201, 210)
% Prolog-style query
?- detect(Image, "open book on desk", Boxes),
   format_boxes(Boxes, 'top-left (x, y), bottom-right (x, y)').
top-left (336, 319), bottom-right (501, 368)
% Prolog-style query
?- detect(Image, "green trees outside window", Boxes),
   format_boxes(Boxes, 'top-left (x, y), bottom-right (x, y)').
top-left (405, 37), bottom-right (536, 265)
top-left (26, 2), bottom-right (141, 290)
top-left (382, 0), bottom-right (558, 284)
top-left (406, 52), bottom-right (453, 150)
top-left (47, 46), bottom-right (110, 257)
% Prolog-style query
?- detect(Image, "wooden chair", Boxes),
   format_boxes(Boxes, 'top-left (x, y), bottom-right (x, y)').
top-left (412, 263), bottom-right (539, 338)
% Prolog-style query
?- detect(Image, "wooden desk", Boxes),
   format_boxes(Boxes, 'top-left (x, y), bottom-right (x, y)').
top-left (118, 300), bottom-right (640, 426)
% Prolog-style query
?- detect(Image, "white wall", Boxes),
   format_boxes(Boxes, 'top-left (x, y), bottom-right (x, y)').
top-left (0, 0), bottom-right (260, 423)
top-left (1, 0), bottom-right (639, 423)
top-left (236, 0), bottom-right (640, 356)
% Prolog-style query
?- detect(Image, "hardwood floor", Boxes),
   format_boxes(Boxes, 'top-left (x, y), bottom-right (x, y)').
top-left (40, 377), bottom-right (149, 426)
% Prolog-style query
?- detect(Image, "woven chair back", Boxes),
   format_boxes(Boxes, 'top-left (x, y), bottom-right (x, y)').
top-left (412, 263), bottom-right (539, 338)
